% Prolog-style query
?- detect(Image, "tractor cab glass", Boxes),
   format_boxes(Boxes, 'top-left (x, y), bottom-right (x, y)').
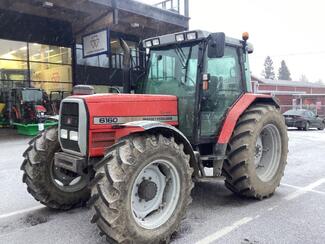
top-left (137, 35), bottom-right (245, 142)
top-left (21, 89), bottom-right (43, 103)
top-left (137, 43), bottom-right (199, 139)
top-left (201, 46), bottom-right (243, 137)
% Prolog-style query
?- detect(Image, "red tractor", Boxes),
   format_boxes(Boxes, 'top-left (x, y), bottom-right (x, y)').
top-left (21, 30), bottom-right (288, 243)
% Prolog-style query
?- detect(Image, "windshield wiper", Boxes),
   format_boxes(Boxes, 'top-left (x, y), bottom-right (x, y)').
top-left (183, 46), bottom-right (193, 84)
top-left (175, 45), bottom-right (187, 68)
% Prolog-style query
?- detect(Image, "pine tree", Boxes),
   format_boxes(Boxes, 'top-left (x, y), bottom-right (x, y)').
top-left (262, 56), bottom-right (275, 80)
top-left (278, 60), bottom-right (291, 80)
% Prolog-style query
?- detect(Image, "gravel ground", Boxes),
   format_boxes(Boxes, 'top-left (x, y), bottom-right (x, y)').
top-left (0, 128), bottom-right (324, 244)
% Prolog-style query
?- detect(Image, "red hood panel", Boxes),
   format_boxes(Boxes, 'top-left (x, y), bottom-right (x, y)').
top-left (77, 94), bottom-right (177, 103)
top-left (83, 94), bottom-right (178, 129)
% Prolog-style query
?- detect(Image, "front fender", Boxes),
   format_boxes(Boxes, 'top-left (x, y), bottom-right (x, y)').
top-left (114, 121), bottom-right (199, 176)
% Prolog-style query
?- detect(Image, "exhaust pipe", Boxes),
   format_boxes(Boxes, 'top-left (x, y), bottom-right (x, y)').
top-left (121, 38), bottom-right (130, 69)
top-left (120, 38), bottom-right (131, 93)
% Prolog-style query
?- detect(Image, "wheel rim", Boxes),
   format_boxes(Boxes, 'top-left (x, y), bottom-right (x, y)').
top-left (131, 159), bottom-right (180, 230)
top-left (254, 124), bottom-right (282, 182)
top-left (50, 159), bottom-right (89, 193)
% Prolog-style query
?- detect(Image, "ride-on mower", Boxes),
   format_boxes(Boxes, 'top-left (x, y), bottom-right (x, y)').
top-left (21, 30), bottom-right (288, 243)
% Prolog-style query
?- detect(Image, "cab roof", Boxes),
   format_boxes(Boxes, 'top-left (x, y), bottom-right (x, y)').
top-left (143, 29), bottom-right (254, 53)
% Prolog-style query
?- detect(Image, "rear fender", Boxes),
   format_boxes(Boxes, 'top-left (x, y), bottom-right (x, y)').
top-left (115, 121), bottom-right (199, 176)
top-left (217, 93), bottom-right (279, 145)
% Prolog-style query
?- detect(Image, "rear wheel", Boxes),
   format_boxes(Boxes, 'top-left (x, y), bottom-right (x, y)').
top-left (223, 104), bottom-right (288, 199)
top-left (89, 134), bottom-right (193, 243)
top-left (303, 122), bottom-right (310, 131)
top-left (318, 123), bottom-right (324, 130)
top-left (21, 127), bottom-right (91, 209)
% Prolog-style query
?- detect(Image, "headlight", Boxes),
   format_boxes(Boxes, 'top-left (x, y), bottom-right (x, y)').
top-left (60, 129), bottom-right (68, 139)
top-left (69, 131), bottom-right (78, 141)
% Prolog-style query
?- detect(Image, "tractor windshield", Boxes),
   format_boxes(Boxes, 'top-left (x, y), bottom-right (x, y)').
top-left (136, 43), bottom-right (200, 139)
top-left (21, 90), bottom-right (43, 103)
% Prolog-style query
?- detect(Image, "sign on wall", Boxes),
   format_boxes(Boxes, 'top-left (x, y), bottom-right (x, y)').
top-left (82, 29), bottom-right (110, 58)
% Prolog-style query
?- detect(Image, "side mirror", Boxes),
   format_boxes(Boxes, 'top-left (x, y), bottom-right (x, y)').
top-left (207, 32), bottom-right (226, 58)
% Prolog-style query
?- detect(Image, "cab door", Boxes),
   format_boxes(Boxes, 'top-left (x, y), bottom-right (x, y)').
top-left (200, 46), bottom-right (244, 140)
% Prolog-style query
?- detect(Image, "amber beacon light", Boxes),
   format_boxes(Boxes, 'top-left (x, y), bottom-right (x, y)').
top-left (242, 32), bottom-right (249, 41)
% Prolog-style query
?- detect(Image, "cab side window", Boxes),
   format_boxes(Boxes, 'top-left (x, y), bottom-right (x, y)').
top-left (200, 46), bottom-right (243, 137)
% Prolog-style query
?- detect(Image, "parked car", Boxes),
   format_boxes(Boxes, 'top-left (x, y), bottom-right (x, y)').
top-left (283, 109), bottom-right (325, 131)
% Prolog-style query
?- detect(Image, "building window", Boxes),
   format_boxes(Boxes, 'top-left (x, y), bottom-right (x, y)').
top-left (29, 43), bottom-right (72, 93)
top-left (0, 39), bottom-right (29, 89)
top-left (76, 38), bottom-right (140, 69)
top-left (0, 39), bottom-right (72, 94)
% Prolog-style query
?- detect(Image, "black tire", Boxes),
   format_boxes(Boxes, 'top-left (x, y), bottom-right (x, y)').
top-left (318, 123), bottom-right (324, 130)
top-left (223, 104), bottom-right (288, 199)
top-left (303, 122), bottom-right (310, 131)
top-left (89, 134), bottom-right (193, 243)
top-left (21, 127), bottom-right (91, 210)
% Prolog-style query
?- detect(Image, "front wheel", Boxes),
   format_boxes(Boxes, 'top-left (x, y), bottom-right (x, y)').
top-left (223, 104), bottom-right (288, 199)
top-left (21, 127), bottom-right (92, 209)
top-left (89, 134), bottom-right (193, 243)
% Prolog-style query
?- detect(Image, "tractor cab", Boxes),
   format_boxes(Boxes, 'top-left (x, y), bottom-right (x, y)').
top-left (136, 30), bottom-right (253, 144)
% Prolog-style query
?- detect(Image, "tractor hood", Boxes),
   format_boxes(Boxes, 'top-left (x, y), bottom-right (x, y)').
top-left (79, 94), bottom-right (178, 129)
top-left (59, 93), bottom-right (178, 157)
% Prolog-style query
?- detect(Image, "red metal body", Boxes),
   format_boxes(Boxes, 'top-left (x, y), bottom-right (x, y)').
top-left (217, 93), bottom-right (275, 144)
top-left (81, 93), bottom-right (275, 157)
top-left (82, 94), bottom-right (178, 156)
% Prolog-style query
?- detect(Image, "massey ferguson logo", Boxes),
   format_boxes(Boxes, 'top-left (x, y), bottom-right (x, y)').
top-left (90, 35), bottom-right (100, 49)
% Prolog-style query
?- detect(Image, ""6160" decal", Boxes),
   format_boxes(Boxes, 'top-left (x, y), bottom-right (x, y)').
top-left (94, 117), bottom-right (119, 124)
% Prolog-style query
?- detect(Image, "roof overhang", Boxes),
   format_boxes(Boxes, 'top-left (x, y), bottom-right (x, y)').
top-left (256, 90), bottom-right (307, 95)
top-left (0, 0), bottom-right (189, 41)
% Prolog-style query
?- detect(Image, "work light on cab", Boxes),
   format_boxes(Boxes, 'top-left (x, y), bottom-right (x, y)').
top-left (175, 33), bottom-right (185, 42)
top-left (152, 38), bottom-right (160, 46)
top-left (186, 31), bottom-right (197, 40)
top-left (145, 40), bottom-right (152, 48)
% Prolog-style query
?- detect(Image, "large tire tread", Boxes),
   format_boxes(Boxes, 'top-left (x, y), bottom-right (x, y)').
top-left (223, 104), bottom-right (288, 200)
top-left (90, 134), bottom-right (194, 244)
top-left (21, 127), bottom-right (90, 210)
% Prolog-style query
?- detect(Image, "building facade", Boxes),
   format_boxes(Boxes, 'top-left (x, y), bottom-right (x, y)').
top-left (0, 0), bottom-right (189, 94)
top-left (252, 75), bottom-right (325, 116)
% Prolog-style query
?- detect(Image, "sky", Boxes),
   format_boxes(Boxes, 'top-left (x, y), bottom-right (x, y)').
top-left (188, 0), bottom-right (325, 82)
